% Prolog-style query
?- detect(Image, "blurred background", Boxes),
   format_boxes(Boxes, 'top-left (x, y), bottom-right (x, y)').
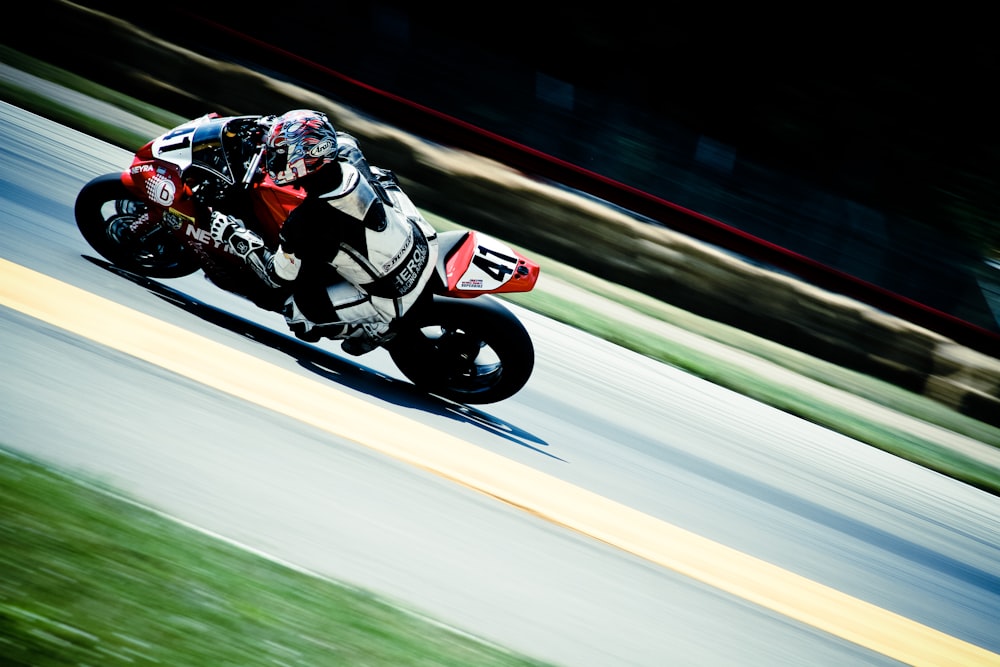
top-left (165, 3), bottom-right (1000, 334)
top-left (5, 2), bottom-right (1000, 339)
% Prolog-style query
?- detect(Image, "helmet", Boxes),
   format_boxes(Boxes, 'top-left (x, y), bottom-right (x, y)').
top-left (264, 109), bottom-right (339, 185)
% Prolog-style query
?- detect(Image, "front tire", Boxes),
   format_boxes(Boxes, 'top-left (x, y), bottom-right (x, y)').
top-left (74, 173), bottom-right (199, 278)
top-left (387, 296), bottom-right (534, 404)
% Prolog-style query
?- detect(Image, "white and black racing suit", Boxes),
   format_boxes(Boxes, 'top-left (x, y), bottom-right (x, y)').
top-left (214, 135), bottom-right (439, 349)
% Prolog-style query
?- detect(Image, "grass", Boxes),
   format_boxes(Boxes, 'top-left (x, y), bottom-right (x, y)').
top-left (0, 449), bottom-right (553, 667)
top-left (508, 286), bottom-right (1000, 493)
top-left (424, 214), bottom-right (1000, 495)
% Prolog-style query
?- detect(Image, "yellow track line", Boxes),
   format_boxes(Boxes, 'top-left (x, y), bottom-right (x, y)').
top-left (1, 257), bottom-right (996, 666)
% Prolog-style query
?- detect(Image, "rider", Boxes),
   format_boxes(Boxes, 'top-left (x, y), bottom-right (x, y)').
top-left (209, 109), bottom-right (439, 355)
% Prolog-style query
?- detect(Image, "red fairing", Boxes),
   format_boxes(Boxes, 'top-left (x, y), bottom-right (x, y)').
top-left (444, 230), bottom-right (540, 298)
top-left (119, 141), bottom-right (156, 191)
top-left (445, 236), bottom-right (477, 292)
top-left (508, 253), bottom-right (541, 292)
top-left (251, 174), bottom-right (306, 245)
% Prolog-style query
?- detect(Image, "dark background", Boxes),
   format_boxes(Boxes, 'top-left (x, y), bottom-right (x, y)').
top-left (8, 2), bottom-right (1000, 334)
top-left (170, 3), bottom-right (1000, 332)
top-left (213, 5), bottom-right (1000, 250)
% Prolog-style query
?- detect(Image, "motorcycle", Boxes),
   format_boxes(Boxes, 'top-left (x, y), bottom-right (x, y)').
top-left (74, 113), bottom-right (540, 404)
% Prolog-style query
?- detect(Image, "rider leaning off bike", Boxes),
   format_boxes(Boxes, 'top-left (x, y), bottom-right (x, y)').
top-left (210, 109), bottom-right (440, 355)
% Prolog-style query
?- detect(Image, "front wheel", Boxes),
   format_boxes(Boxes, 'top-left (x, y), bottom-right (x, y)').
top-left (387, 296), bottom-right (534, 404)
top-left (74, 173), bottom-right (199, 278)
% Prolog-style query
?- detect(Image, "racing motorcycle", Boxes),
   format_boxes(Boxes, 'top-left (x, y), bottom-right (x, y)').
top-left (74, 113), bottom-right (540, 404)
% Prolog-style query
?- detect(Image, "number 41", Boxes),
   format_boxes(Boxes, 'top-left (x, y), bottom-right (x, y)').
top-left (472, 244), bottom-right (517, 281)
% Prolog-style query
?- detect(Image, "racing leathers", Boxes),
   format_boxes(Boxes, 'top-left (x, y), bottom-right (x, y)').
top-left (210, 134), bottom-right (439, 353)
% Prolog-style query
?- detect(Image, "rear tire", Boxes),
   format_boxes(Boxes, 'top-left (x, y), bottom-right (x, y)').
top-left (387, 296), bottom-right (534, 404)
top-left (74, 173), bottom-right (199, 278)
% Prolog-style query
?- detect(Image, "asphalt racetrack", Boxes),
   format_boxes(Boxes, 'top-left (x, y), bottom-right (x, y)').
top-left (2, 103), bottom-right (999, 667)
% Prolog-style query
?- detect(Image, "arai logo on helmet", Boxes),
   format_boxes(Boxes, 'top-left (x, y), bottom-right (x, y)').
top-left (308, 139), bottom-right (335, 157)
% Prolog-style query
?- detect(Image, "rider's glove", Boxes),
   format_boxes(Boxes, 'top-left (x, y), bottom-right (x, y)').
top-left (210, 211), bottom-right (262, 260)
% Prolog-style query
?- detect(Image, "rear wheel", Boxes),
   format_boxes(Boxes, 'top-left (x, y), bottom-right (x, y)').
top-left (74, 173), bottom-right (199, 278)
top-left (387, 296), bottom-right (534, 404)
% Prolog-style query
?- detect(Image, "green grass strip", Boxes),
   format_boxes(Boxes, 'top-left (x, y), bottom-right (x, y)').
top-left (0, 449), bottom-right (553, 667)
top-left (505, 288), bottom-right (1000, 495)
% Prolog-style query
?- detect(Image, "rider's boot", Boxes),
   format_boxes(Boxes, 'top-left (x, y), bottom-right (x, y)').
top-left (340, 322), bottom-right (396, 356)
